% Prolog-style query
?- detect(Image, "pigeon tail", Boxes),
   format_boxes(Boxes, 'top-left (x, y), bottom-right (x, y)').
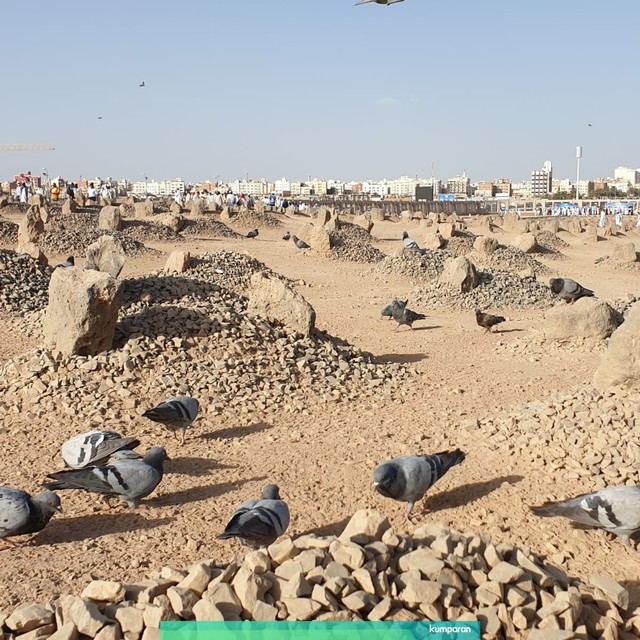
top-left (432, 449), bottom-right (466, 474)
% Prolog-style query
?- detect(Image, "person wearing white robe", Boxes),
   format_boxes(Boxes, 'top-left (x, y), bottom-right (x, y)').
top-left (598, 209), bottom-right (606, 228)
top-left (615, 210), bottom-right (623, 227)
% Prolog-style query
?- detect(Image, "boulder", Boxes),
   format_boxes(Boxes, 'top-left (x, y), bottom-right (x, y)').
top-left (42, 267), bottom-right (122, 356)
top-left (74, 191), bottom-right (86, 207)
top-left (98, 206), bottom-right (122, 232)
top-left (510, 233), bottom-right (537, 254)
top-left (169, 200), bottom-right (182, 215)
top-left (28, 194), bottom-right (45, 207)
top-left (545, 298), bottom-right (620, 341)
top-left (339, 510), bottom-right (391, 544)
top-left (298, 222), bottom-right (332, 254)
top-left (583, 225), bottom-right (599, 244)
top-left (118, 203), bottom-right (135, 218)
top-left (353, 214), bottom-right (373, 234)
top-left (612, 241), bottom-right (637, 263)
top-left (62, 198), bottom-right (77, 214)
top-left (248, 271), bottom-right (316, 337)
top-left (502, 212), bottom-right (520, 230)
top-left (473, 235), bottom-right (498, 255)
top-left (437, 222), bottom-right (455, 239)
top-left (400, 210), bottom-right (412, 222)
top-left (0, 195), bottom-right (9, 209)
top-left (156, 213), bottom-right (184, 234)
top-left (369, 207), bottom-right (385, 222)
top-left (190, 199), bottom-right (204, 216)
top-left (313, 208), bottom-right (332, 225)
top-left (323, 213), bottom-right (339, 234)
top-left (17, 205), bottom-right (45, 244)
top-left (164, 251), bottom-right (190, 273)
top-left (86, 235), bottom-right (127, 279)
top-left (134, 201), bottom-right (154, 218)
top-left (423, 231), bottom-right (445, 250)
top-left (544, 219), bottom-right (560, 234)
top-left (16, 241), bottom-right (47, 265)
top-left (439, 256), bottom-right (478, 293)
top-left (594, 302), bottom-right (640, 390)
top-left (125, 196), bottom-right (137, 205)
top-left (5, 604), bottom-right (54, 633)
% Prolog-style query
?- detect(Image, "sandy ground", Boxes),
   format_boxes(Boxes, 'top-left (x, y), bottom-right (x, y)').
top-left (1, 212), bottom-right (640, 611)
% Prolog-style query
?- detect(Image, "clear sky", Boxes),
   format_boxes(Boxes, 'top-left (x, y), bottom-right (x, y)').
top-left (2, 0), bottom-right (638, 184)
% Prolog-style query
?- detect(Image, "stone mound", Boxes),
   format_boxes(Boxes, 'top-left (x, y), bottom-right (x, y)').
top-left (442, 232), bottom-right (476, 257)
top-left (471, 246), bottom-right (550, 275)
top-left (476, 384), bottom-right (640, 492)
top-left (414, 270), bottom-right (555, 310)
top-left (181, 219), bottom-right (241, 239)
top-left (230, 209), bottom-right (282, 229)
top-left (373, 250), bottom-right (455, 281)
top-left (328, 222), bottom-right (385, 264)
top-left (536, 231), bottom-right (569, 251)
top-left (0, 249), bottom-right (50, 315)
top-left (0, 218), bottom-right (18, 244)
top-left (39, 229), bottom-right (158, 258)
top-left (0, 513), bottom-right (637, 638)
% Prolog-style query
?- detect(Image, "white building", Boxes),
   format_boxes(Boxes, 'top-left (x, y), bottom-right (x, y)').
top-left (274, 178), bottom-right (290, 195)
top-left (447, 174), bottom-right (471, 196)
top-left (362, 181), bottom-right (389, 197)
top-left (614, 166), bottom-right (639, 187)
top-left (552, 178), bottom-right (572, 194)
top-left (418, 177), bottom-right (442, 197)
top-left (388, 176), bottom-right (417, 197)
top-left (311, 179), bottom-right (327, 196)
top-left (531, 161), bottom-right (552, 197)
top-left (511, 181), bottom-right (531, 198)
top-left (131, 179), bottom-right (185, 196)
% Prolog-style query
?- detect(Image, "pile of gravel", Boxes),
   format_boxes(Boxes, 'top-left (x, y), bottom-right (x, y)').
top-left (229, 209), bottom-right (282, 229)
top-left (443, 232), bottom-right (476, 257)
top-left (472, 246), bottom-right (550, 275)
top-left (0, 218), bottom-right (18, 244)
top-left (120, 220), bottom-right (181, 243)
top-left (414, 270), bottom-right (556, 310)
top-left (474, 384), bottom-right (640, 491)
top-left (181, 218), bottom-right (241, 239)
top-left (373, 250), bottom-right (455, 282)
top-left (0, 513), bottom-right (636, 637)
top-left (39, 229), bottom-right (159, 257)
top-left (328, 222), bottom-right (386, 264)
top-left (0, 250), bottom-right (50, 315)
top-left (536, 230), bottom-right (569, 251)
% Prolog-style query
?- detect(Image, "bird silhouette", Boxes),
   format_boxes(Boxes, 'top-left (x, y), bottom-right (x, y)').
top-left (588, 123), bottom-right (592, 127)
top-left (97, 116), bottom-right (103, 120)
top-left (139, 81), bottom-right (146, 87)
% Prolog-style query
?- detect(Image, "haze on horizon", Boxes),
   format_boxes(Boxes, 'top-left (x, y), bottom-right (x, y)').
top-left (1, 0), bottom-right (638, 184)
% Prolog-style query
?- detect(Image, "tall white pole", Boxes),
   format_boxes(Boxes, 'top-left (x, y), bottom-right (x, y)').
top-left (576, 146), bottom-right (582, 204)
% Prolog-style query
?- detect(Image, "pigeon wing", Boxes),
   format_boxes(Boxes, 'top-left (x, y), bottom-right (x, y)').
top-left (0, 488), bottom-right (30, 537)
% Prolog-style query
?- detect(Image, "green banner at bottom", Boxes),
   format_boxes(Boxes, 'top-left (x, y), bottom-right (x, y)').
top-left (161, 621), bottom-right (481, 640)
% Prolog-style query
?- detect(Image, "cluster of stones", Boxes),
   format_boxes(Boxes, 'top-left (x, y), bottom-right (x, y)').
top-left (327, 222), bottom-right (385, 264)
top-left (0, 250), bottom-right (51, 314)
top-left (595, 241), bottom-right (640, 272)
top-left (373, 250), bottom-right (455, 282)
top-left (227, 209), bottom-right (282, 229)
top-left (0, 217), bottom-right (18, 244)
top-left (180, 219), bottom-right (240, 239)
top-left (413, 270), bottom-right (555, 311)
top-left (0, 255), bottom-right (410, 420)
top-left (474, 384), bottom-right (640, 490)
top-left (1, 512), bottom-right (638, 640)
top-left (471, 245), bottom-right (550, 276)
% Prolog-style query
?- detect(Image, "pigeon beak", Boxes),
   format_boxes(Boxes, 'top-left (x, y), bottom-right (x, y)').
top-left (55, 505), bottom-right (64, 514)
top-left (373, 482), bottom-right (379, 492)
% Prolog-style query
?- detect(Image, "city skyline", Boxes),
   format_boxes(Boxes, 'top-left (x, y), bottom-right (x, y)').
top-left (1, 0), bottom-right (638, 182)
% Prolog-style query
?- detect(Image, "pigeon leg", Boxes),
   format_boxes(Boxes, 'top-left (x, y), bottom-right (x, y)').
top-left (403, 502), bottom-right (415, 523)
top-left (180, 430), bottom-right (186, 446)
top-left (0, 539), bottom-right (19, 550)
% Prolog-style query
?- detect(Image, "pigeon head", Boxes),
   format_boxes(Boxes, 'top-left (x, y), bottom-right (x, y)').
top-left (66, 256), bottom-right (74, 266)
top-left (291, 235), bottom-right (299, 242)
top-left (261, 484), bottom-right (281, 500)
top-left (34, 491), bottom-right (63, 514)
top-left (144, 447), bottom-right (170, 466)
top-left (402, 231), bottom-right (409, 240)
top-left (549, 278), bottom-right (563, 294)
top-left (373, 463), bottom-right (404, 499)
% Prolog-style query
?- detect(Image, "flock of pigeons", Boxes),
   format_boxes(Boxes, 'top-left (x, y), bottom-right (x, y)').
top-left (2, 229), bottom-right (634, 557)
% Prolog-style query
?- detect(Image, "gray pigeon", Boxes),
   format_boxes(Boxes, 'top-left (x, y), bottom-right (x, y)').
top-left (392, 304), bottom-right (426, 330)
top-left (291, 235), bottom-right (310, 250)
top-left (282, 231), bottom-right (291, 241)
top-left (381, 298), bottom-right (407, 321)
top-left (142, 396), bottom-right (199, 445)
top-left (61, 430), bottom-right (141, 469)
top-left (374, 450), bottom-right (466, 520)
top-left (43, 447), bottom-right (169, 509)
top-left (217, 484), bottom-right (290, 548)
top-left (402, 231), bottom-right (421, 251)
top-left (246, 229), bottom-right (259, 239)
top-left (531, 486), bottom-right (640, 548)
top-left (56, 256), bottom-right (74, 268)
top-left (549, 278), bottom-right (594, 304)
top-left (0, 487), bottom-right (62, 547)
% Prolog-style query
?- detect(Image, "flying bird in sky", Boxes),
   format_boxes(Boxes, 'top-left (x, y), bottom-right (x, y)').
top-left (97, 116), bottom-right (103, 120)
top-left (356, 0), bottom-right (405, 5)
top-left (139, 81), bottom-right (146, 87)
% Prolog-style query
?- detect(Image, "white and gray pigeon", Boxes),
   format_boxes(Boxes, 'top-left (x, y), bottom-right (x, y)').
top-left (549, 278), bottom-right (595, 303)
top-left (217, 484), bottom-right (290, 548)
top-left (531, 486), bottom-right (640, 549)
top-left (56, 256), bottom-right (75, 268)
top-left (0, 486), bottom-right (62, 547)
top-left (282, 231), bottom-right (291, 241)
top-left (291, 235), bottom-right (310, 250)
top-left (402, 231), bottom-right (421, 251)
top-left (43, 447), bottom-right (169, 509)
top-left (61, 430), bottom-right (141, 469)
top-left (374, 449), bottom-right (466, 520)
top-left (142, 396), bottom-right (199, 445)
top-left (381, 298), bottom-right (407, 321)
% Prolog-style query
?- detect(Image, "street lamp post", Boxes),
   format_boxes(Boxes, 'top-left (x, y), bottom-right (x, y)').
top-left (576, 146), bottom-right (582, 205)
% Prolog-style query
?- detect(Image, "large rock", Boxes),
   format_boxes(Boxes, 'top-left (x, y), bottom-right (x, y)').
top-left (86, 235), bottom-right (127, 278)
top-left (248, 272), bottom-right (316, 337)
top-left (98, 206), bottom-right (122, 232)
top-left (594, 302), bottom-right (640, 389)
top-left (134, 201), bottom-right (154, 218)
top-left (439, 256), bottom-right (478, 292)
top-left (42, 268), bottom-right (122, 356)
top-left (545, 297), bottom-right (620, 341)
top-left (612, 241), bottom-right (637, 263)
top-left (298, 222), bottom-right (332, 254)
top-left (169, 200), bottom-right (182, 215)
top-left (353, 214), bottom-right (373, 234)
top-left (156, 213), bottom-right (184, 234)
top-left (16, 241), bottom-right (47, 265)
top-left (473, 235), bottom-right (498, 254)
top-left (28, 194), bottom-right (45, 207)
top-left (62, 198), bottom-right (77, 214)
top-left (313, 208), bottom-right (332, 225)
top-left (74, 191), bottom-right (86, 207)
top-left (339, 510), bottom-right (391, 544)
top-left (164, 251), bottom-right (190, 273)
top-left (437, 222), bottom-right (455, 239)
top-left (369, 207), bottom-right (385, 222)
top-left (190, 200), bottom-right (204, 216)
top-left (18, 205), bottom-right (45, 244)
top-left (423, 231), bottom-right (444, 250)
top-left (510, 233), bottom-right (537, 254)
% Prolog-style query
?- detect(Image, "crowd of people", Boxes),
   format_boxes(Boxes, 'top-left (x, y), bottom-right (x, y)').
top-left (172, 189), bottom-right (307, 215)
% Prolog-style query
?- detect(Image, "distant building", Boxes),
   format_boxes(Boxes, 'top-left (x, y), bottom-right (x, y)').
top-left (475, 181), bottom-right (495, 199)
top-left (531, 161), bottom-right (552, 197)
top-left (363, 181), bottom-right (389, 197)
top-left (418, 177), bottom-right (442, 197)
top-left (492, 178), bottom-right (511, 196)
top-left (446, 173), bottom-right (471, 196)
top-left (511, 181), bottom-right (531, 198)
top-left (388, 176), bottom-right (417, 197)
top-left (552, 178), bottom-right (572, 194)
top-left (614, 166), bottom-right (639, 187)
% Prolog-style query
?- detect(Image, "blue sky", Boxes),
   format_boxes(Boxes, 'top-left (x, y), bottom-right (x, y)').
top-left (2, 0), bottom-right (638, 184)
